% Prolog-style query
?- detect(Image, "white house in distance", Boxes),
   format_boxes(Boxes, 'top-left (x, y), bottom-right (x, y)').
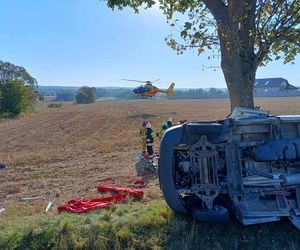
top-left (254, 77), bottom-right (298, 95)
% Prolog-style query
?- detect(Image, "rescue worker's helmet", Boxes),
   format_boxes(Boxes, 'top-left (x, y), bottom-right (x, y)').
top-left (146, 122), bottom-right (152, 128)
top-left (142, 120), bottom-right (148, 126)
top-left (179, 119), bottom-right (188, 124)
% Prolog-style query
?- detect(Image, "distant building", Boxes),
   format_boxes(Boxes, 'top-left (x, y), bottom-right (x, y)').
top-left (254, 77), bottom-right (298, 95)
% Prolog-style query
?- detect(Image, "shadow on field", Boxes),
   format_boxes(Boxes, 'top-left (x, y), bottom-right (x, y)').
top-left (127, 113), bottom-right (157, 120)
top-left (166, 213), bottom-right (300, 250)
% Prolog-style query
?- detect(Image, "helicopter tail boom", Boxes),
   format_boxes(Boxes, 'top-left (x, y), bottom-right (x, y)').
top-left (159, 82), bottom-right (175, 96)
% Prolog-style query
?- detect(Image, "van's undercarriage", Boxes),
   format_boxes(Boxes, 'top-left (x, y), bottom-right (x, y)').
top-left (159, 108), bottom-right (300, 229)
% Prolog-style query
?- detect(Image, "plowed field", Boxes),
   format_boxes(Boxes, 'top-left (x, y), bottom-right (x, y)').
top-left (1, 97), bottom-right (300, 217)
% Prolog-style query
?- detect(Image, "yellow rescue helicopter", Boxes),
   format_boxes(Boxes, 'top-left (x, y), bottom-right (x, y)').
top-left (122, 79), bottom-right (175, 98)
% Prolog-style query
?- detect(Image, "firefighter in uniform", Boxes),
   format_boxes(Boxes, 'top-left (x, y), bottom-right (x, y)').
top-left (140, 120), bottom-right (148, 154)
top-left (145, 122), bottom-right (154, 160)
top-left (178, 119), bottom-right (188, 125)
top-left (156, 122), bottom-right (168, 139)
top-left (167, 117), bottom-right (173, 128)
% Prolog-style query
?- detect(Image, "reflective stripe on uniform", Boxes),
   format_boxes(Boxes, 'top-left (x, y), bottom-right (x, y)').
top-left (146, 143), bottom-right (154, 146)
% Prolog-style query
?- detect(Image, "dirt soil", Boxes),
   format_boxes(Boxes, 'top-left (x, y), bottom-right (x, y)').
top-left (0, 97), bottom-right (300, 216)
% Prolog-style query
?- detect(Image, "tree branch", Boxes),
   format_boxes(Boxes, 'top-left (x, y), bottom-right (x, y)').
top-left (202, 0), bottom-right (228, 23)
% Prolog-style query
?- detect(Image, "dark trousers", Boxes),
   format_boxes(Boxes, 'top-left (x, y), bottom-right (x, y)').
top-left (147, 146), bottom-right (154, 159)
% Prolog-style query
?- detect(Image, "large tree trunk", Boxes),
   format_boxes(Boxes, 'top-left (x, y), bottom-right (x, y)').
top-left (218, 26), bottom-right (257, 110)
top-left (221, 51), bottom-right (256, 111)
top-left (204, 0), bottom-right (257, 111)
top-left (219, 1), bottom-right (257, 111)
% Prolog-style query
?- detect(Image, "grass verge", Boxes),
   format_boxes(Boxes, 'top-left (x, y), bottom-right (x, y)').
top-left (0, 200), bottom-right (300, 249)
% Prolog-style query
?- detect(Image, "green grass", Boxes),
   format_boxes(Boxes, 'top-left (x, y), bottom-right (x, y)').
top-left (1, 200), bottom-right (300, 249)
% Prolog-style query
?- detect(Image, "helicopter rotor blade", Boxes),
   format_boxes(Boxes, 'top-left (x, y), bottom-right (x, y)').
top-left (122, 79), bottom-right (147, 83)
top-left (151, 79), bottom-right (160, 83)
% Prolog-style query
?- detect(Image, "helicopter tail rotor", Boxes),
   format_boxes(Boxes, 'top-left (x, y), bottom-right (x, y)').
top-left (166, 82), bottom-right (175, 96)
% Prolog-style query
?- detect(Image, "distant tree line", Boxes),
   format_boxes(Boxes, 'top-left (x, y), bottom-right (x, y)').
top-left (96, 87), bottom-right (228, 99)
top-left (168, 88), bottom-right (228, 99)
top-left (55, 90), bottom-right (75, 101)
top-left (38, 87), bottom-right (135, 101)
top-left (39, 86), bottom-right (230, 100)
top-left (96, 88), bottom-right (134, 99)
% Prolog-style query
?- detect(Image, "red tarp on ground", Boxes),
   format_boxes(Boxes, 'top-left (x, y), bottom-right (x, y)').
top-left (57, 185), bottom-right (144, 213)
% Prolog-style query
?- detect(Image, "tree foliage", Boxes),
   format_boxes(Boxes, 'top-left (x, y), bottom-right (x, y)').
top-left (75, 86), bottom-right (97, 104)
top-left (104, 0), bottom-right (300, 109)
top-left (0, 60), bottom-right (37, 116)
top-left (162, 0), bottom-right (300, 65)
top-left (106, 0), bottom-right (300, 65)
top-left (0, 79), bottom-right (34, 116)
top-left (0, 60), bottom-right (38, 88)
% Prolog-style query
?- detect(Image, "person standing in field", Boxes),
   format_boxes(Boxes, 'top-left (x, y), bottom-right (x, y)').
top-left (140, 120), bottom-right (148, 154)
top-left (145, 122), bottom-right (154, 160)
top-left (156, 122), bottom-right (168, 139)
top-left (178, 119), bottom-right (188, 125)
top-left (156, 117), bottom-right (173, 139)
top-left (167, 117), bottom-right (173, 128)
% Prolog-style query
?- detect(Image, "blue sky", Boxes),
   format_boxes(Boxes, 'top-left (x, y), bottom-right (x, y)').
top-left (0, 0), bottom-right (299, 88)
